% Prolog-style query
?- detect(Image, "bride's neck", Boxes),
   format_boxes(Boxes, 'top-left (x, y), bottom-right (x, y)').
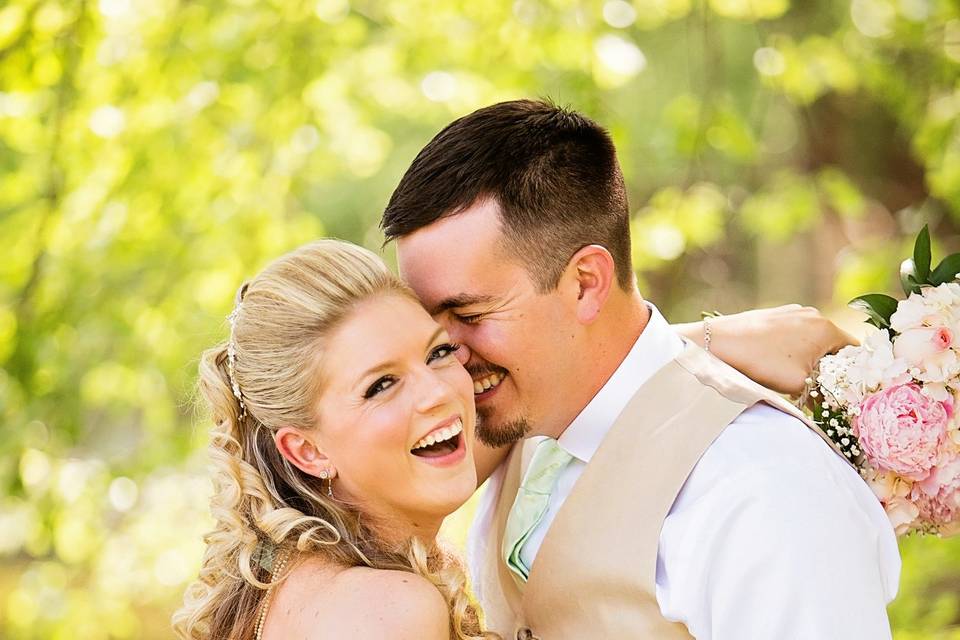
top-left (360, 505), bottom-right (444, 549)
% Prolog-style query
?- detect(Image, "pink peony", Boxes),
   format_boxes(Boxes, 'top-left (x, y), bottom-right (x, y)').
top-left (855, 384), bottom-right (949, 481)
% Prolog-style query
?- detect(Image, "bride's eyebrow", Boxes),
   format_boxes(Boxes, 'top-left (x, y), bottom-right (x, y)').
top-left (424, 327), bottom-right (444, 349)
top-left (430, 293), bottom-right (496, 315)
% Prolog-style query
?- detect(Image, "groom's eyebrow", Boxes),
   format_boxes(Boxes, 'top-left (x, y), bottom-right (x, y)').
top-left (430, 294), bottom-right (496, 315)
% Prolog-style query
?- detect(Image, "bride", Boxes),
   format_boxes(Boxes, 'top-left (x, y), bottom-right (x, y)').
top-left (172, 239), bottom-right (851, 639)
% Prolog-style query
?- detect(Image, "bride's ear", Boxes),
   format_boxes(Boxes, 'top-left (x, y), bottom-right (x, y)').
top-left (564, 244), bottom-right (615, 325)
top-left (274, 427), bottom-right (336, 479)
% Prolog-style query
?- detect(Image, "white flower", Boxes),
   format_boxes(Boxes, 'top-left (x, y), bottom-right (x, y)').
top-left (817, 347), bottom-right (864, 407)
top-left (923, 382), bottom-right (953, 402)
top-left (817, 329), bottom-right (911, 408)
top-left (866, 469), bottom-right (910, 501)
top-left (886, 496), bottom-right (922, 535)
top-left (918, 351), bottom-right (960, 384)
top-left (863, 469), bottom-right (920, 534)
top-left (894, 326), bottom-right (954, 364)
top-left (891, 283), bottom-right (960, 333)
top-left (893, 325), bottom-right (960, 384)
top-left (858, 329), bottom-right (912, 389)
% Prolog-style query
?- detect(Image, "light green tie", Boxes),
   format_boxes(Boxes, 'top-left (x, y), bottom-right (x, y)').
top-left (502, 438), bottom-right (574, 582)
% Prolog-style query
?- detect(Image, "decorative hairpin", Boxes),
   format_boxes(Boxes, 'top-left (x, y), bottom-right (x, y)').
top-left (226, 304), bottom-right (247, 420)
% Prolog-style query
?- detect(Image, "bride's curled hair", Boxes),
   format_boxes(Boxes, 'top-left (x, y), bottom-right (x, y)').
top-left (172, 240), bottom-right (485, 640)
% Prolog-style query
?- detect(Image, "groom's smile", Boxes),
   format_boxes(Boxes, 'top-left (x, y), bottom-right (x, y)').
top-left (471, 369), bottom-right (506, 397)
top-left (395, 198), bottom-right (592, 449)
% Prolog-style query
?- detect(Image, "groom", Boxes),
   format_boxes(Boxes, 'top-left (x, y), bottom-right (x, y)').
top-left (381, 100), bottom-right (900, 639)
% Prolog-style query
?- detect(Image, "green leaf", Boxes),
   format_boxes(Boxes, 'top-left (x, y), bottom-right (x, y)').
top-left (849, 293), bottom-right (899, 329)
top-left (930, 253), bottom-right (960, 286)
top-left (900, 259), bottom-right (922, 296)
top-left (913, 224), bottom-right (931, 282)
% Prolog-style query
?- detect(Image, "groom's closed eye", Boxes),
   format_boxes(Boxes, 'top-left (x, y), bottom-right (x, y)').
top-left (454, 312), bottom-right (485, 325)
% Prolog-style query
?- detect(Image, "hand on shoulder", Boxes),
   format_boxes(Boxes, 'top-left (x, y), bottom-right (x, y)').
top-left (266, 561), bottom-right (450, 640)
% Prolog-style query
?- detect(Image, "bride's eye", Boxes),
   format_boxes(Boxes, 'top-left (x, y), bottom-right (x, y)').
top-left (427, 343), bottom-right (460, 364)
top-left (364, 375), bottom-right (397, 399)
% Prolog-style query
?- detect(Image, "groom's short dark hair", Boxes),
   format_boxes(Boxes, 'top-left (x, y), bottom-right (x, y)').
top-left (381, 99), bottom-right (633, 291)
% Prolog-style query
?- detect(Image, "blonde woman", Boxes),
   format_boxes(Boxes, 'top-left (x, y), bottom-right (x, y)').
top-left (173, 239), bottom-right (851, 639)
top-left (173, 239), bottom-right (487, 640)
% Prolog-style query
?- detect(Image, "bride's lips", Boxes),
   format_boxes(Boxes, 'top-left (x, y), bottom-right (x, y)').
top-left (413, 428), bottom-right (466, 467)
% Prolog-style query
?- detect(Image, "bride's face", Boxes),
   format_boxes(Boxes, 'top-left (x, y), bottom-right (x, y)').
top-left (312, 293), bottom-right (477, 529)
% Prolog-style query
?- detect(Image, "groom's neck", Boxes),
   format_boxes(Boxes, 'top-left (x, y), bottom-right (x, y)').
top-left (539, 288), bottom-right (651, 441)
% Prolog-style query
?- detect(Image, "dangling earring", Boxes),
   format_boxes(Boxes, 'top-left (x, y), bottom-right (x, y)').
top-left (320, 470), bottom-right (333, 498)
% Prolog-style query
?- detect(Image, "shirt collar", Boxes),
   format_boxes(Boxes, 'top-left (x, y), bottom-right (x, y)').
top-left (558, 303), bottom-right (684, 463)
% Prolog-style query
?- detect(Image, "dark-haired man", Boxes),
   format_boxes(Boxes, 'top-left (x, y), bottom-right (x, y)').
top-left (382, 100), bottom-right (899, 639)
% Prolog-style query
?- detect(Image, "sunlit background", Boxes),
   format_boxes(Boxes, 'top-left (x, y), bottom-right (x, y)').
top-left (3, 0), bottom-right (960, 637)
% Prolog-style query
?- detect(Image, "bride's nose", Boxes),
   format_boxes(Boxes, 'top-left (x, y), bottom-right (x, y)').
top-left (454, 342), bottom-right (471, 366)
top-left (414, 366), bottom-right (460, 413)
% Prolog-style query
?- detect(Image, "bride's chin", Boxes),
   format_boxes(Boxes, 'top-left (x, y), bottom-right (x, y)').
top-left (425, 472), bottom-right (478, 519)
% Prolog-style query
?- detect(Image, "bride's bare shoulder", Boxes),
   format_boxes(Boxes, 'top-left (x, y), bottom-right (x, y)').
top-left (264, 557), bottom-right (449, 639)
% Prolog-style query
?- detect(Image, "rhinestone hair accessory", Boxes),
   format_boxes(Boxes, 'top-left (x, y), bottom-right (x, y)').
top-left (226, 285), bottom-right (248, 420)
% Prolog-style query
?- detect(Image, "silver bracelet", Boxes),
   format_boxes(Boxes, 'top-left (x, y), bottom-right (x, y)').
top-left (703, 316), bottom-right (712, 353)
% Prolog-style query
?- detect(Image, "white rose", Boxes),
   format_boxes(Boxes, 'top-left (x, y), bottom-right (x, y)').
top-left (891, 284), bottom-right (960, 333)
top-left (893, 326), bottom-right (954, 365)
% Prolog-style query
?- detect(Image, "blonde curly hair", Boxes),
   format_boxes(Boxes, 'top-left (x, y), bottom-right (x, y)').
top-left (172, 240), bottom-right (486, 640)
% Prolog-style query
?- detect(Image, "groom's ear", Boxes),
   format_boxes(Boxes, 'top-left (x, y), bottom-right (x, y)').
top-left (274, 427), bottom-right (335, 479)
top-left (564, 244), bottom-right (615, 325)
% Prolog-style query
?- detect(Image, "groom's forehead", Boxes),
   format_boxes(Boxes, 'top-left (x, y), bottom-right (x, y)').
top-left (396, 238), bottom-right (497, 311)
top-left (396, 203), bottom-right (502, 273)
top-left (395, 206), bottom-right (518, 310)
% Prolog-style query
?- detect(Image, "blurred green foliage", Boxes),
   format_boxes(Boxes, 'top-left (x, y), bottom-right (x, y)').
top-left (2, 0), bottom-right (960, 637)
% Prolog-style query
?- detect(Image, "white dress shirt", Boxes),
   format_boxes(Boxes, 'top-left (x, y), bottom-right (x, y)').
top-left (467, 304), bottom-right (901, 639)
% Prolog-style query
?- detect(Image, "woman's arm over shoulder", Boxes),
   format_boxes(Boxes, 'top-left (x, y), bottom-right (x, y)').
top-left (307, 567), bottom-right (450, 639)
top-left (674, 304), bottom-right (856, 395)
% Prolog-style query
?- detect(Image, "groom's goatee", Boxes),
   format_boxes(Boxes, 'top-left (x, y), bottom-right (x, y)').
top-left (476, 411), bottom-right (531, 449)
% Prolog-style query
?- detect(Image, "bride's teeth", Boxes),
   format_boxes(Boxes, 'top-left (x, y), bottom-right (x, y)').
top-left (412, 419), bottom-right (464, 451)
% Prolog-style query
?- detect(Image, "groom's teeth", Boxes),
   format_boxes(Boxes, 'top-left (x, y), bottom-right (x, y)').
top-left (473, 372), bottom-right (505, 395)
top-left (411, 420), bottom-right (463, 451)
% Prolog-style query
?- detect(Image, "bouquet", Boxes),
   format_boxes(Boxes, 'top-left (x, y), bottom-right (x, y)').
top-left (811, 226), bottom-right (960, 536)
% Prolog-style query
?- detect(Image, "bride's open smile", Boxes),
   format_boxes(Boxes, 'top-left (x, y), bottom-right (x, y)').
top-left (410, 415), bottom-right (467, 464)
top-left (286, 292), bottom-right (478, 530)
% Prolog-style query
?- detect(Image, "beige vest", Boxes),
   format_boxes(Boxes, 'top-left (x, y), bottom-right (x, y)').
top-left (476, 343), bottom-right (846, 640)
